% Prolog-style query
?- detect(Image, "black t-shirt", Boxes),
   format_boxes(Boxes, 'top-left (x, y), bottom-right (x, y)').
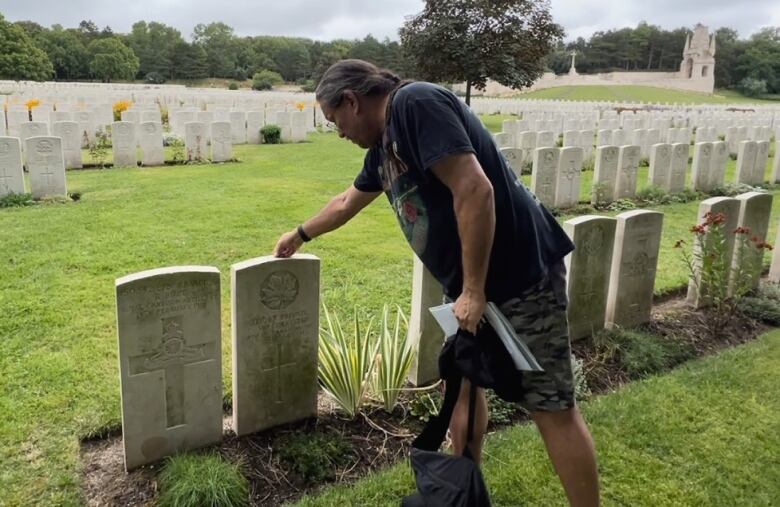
top-left (354, 82), bottom-right (574, 304)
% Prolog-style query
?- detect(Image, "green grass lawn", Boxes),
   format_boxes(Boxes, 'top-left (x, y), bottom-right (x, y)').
top-left (292, 329), bottom-right (780, 507)
top-left (503, 85), bottom-right (780, 105)
top-left (1, 123), bottom-right (779, 505)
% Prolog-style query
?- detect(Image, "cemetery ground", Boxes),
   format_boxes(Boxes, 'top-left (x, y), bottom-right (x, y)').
top-left (507, 85), bottom-right (780, 105)
top-left (2, 123), bottom-right (780, 506)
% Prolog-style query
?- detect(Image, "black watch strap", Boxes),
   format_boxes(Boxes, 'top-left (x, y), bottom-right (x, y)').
top-left (297, 224), bottom-right (312, 242)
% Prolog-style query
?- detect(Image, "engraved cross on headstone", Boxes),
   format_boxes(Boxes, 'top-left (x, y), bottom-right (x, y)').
top-left (128, 316), bottom-right (209, 428)
top-left (262, 337), bottom-right (297, 404)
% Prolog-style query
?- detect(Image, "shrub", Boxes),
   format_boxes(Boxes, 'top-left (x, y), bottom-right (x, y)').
top-left (157, 453), bottom-right (248, 507)
top-left (301, 79), bottom-right (317, 93)
top-left (571, 353), bottom-right (591, 401)
top-left (370, 305), bottom-right (415, 412)
top-left (88, 130), bottom-right (111, 168)
top-left (168, 137), bottom-right (185, 163)
top-left (144, 72), bottom-right (166, 84)
top-left (252, 69), bottom-right (283, 91)
top-left (486, 390), bottom-right (521, 425)
top-left (737, 77), bottom-right (768, 98)
top-left (162, 132), bottom-right (182, 147)
top-left (593, 328), bottom-right (694, 378)
top-left (276, 431), bottom-right (351, 484)
top-left (409, 388), bottom-right (442, 423)
top-left (581, 157), bottom-right (595, 172)
top-left (318, 304), bottom-right (378, 418)
top-left (0, 192), bottom-right (35, 208)
top-left (228, 82), bottom-right (239, 91)
top-left (737, 296), bottom-right (780, 325)
top-left (261, 124), bottom-right (282, 144)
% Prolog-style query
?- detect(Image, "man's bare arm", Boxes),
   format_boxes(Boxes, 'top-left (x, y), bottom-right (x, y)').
top-left (430, 152), bottom-right (495, 332)
top-left (274, 185), bottom-right (382, 257)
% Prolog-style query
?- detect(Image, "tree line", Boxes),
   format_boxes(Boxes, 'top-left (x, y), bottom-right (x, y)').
top-left (0, 11), bottom-right (778, 96)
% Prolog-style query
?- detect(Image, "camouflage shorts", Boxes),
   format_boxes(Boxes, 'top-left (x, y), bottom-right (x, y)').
top-left (498, 260), bottom-right (575, 412)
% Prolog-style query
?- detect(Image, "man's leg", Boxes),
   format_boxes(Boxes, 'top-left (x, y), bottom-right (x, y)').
top-left (448, 378), bottom-right (489, 463)
top-left (532, 407), bottom-right (599, 507)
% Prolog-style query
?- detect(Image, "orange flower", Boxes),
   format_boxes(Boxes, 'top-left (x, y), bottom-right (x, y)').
top-left (25, 99), bottom-right (41, 110)
top-left (690, 224), bottom-right (706, 234)
top-left (295, 102), bottom-right (306, 111)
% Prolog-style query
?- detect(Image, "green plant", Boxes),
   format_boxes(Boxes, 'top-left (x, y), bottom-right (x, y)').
top-left (370, 305), bottom-right (415, 412)
top-left (276, 431), bottom-right (351, 484)
top-left (737, 77), bottom-right (768, 98)
top-left (145, 71), bottom-right (166, 84)
top-left (487, 390), bottom-right (521, 425)
top-left (639, 157), bottom-right (650, 167)
top-left (252, 69), bottom-right (283, 90)
top-left (157, 453), bottom-right (248, 507)
top-left (581, 157), bottom-right (595, 172)
top-left (318, 304), bottom-right (378, 418)
top-left (168, 137), bottom-right (185, 163)
top-left (737, 296), bottom-right (780, 325)
top-left (228, 82), bottom-right (239, 90)
top-left (593, 328), bottom-right (693, 378)
top-left (605, 198), bottom-right (637, 212)
top-left (678, 211), bottom-right (772, 335)
top-left (571, 353), bottom-right (591, 401)
top-left (261, 124), bottom-right (282, 144)
top-left (88, 130), bottom-right (111, 168)
top-left (0, 192), bottom-right (35, 208)
top-left (301, 79), bottom-right (317, 93)
top-left (520, 159), bottom-right (533, 175)
top-left (409, 388), bottom-right (442, 422)
top-left (709, 182), bottom-right (761, 197)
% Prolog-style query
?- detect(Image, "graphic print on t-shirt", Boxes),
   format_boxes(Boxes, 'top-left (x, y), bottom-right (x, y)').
top-left (379, 142), bottom-right (429, 258)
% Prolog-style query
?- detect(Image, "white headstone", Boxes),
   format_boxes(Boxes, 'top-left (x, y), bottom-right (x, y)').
top-left (564, 215), bottom-right (617, 340)
top-left (231, 255), bottom-right (320, 436)
top-left (139, 122), bottom-right (164, 167)
top-left (531, 147), bottom-right (559, 207)
top-left (592, 145), bottom-right (619, 205)
top-left (19, 122), bottom-right (49, 152)
top-left (112, 121), bottom-right (137, 168)
top-left (291, 111), bottom-right (308, 142)
top-left (408, 256), bottom-right (444, 386)
top-left (614, 145), bottom-right (640, 199)
top-left (691, 142), bottom-right (714, 191)
top-left (25, 137), bottom-right (67, 198)
top-left (605, 210), bottom-right (664, 328)
top-left (500, 148), bottom-right (524, 178)
top-left (246, 111), bottom-right (263, 144)
top-left (686, 197), bottom-right (740, 308)
top-left (754, 141), bottom-right (770, 184)
top-left (648, 143), bottom-right (672, 188)
top-left (668, 143), bottom-right (689, 193)
top-left (0, 137), bottom-right (25, 197)
top-left (555, 147), bottom-right (583, 208)
top-left (731, 192), bottom-right (773, 291)
top-left (116, 266), bottom-right (223, 470)
top-left (229, 111), bottom-right (247, 144)
top-left (210, 121), bottom-right (233, 162)
top-left (51, 121), bottom-right (82, 169)
top-left (184, 122), bottom-right (208, 162)
top-left (735, 141), bottom-right (759, 185)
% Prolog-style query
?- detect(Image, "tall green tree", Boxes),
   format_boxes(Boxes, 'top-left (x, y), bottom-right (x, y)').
top-left (192, 22), bottom-right (239, 77)
top-left (0, 14), bottom-right (53, 80)
top-left (170, 41), bottom-right (208, 79)
top-left (126, 21), bottom-right (184, 79)
top-left (400, 0), bottom-right (563, 104)
top-left (87, 37), bottom-right (139, 82)
top-left (37, 27), bottom-right (90, 80)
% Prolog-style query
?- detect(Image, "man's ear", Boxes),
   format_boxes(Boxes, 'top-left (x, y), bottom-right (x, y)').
top-left (342, 90), bottom-right (360, 115)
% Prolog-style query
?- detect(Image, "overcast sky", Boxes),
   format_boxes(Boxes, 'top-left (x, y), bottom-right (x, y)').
top-left (1, 0), bottom-right (778, 42)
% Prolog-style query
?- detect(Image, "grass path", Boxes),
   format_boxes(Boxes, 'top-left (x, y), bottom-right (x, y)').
top-left (294, 330), bottom-right (780, 506)
top-left (500, 85), bottom-right (780, 104)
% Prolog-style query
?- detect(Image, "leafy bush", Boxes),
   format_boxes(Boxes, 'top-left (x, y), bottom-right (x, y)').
top-left (144, 71), bottom-right (166, 84)
top-left (581, 157), bottom-right (595, 172)
top-left (318, 304), bottom-right (378, 418)
top-left (162, 132), bottom-right (182, 147)
top-left (0, 192), bottom-right (35, 208)
top-left (228, 82), bottom-right (239, 90)
top-left (88, 130), bottom-right (111, 168)
top-left (593, 328), bottom-right (694, 378)
top-left (157, 453), bottom-right (248, 507)
top-left (301, 79), bottom-right (317, 93)
top-left (709, 182), bottom-right (763, 197)
top-left (409, 388), bottom-right (442, 423)
top-left (370, 306), bottom-right (415, 412)
top-left (638, 157), bottom-right (650, 168)
top-left (737, 77), bottom-right (768, 98)
top-left (737, 296), bottom-right (780, 325)
top-left (605, 198), bottom-right (637, 212)
top-left (571, 353), bottom-right (591, 401)
top-left (486, 390), bottom-right (521, 425)
top-left (261, 124), bottom-right (282, 144)
top-left (168, 137), bottom-right (185, 163)
top-left (252, 69), bottom-right (283, 91)
top-left (276, 431), bottom-right (351, 484)
top-left (634, 186), bottom-right (702, 206)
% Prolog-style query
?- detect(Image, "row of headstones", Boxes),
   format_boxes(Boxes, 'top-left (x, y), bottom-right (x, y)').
top-left (170, 110), bottom-right (309, 143)
top-left (116, 255), bottom-right (321, 471)
top-left (502, 140), bottom-right (780, 209)
top-left (409, 191), bottom-right (778, 385)
top-left (0, 136), bottom-right (67, 198)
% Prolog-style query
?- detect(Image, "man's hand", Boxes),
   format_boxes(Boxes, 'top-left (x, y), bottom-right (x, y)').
top-left (454, 288), bottom-right (487, 334)
top-left (273, 230), bottom-right (303, 258)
